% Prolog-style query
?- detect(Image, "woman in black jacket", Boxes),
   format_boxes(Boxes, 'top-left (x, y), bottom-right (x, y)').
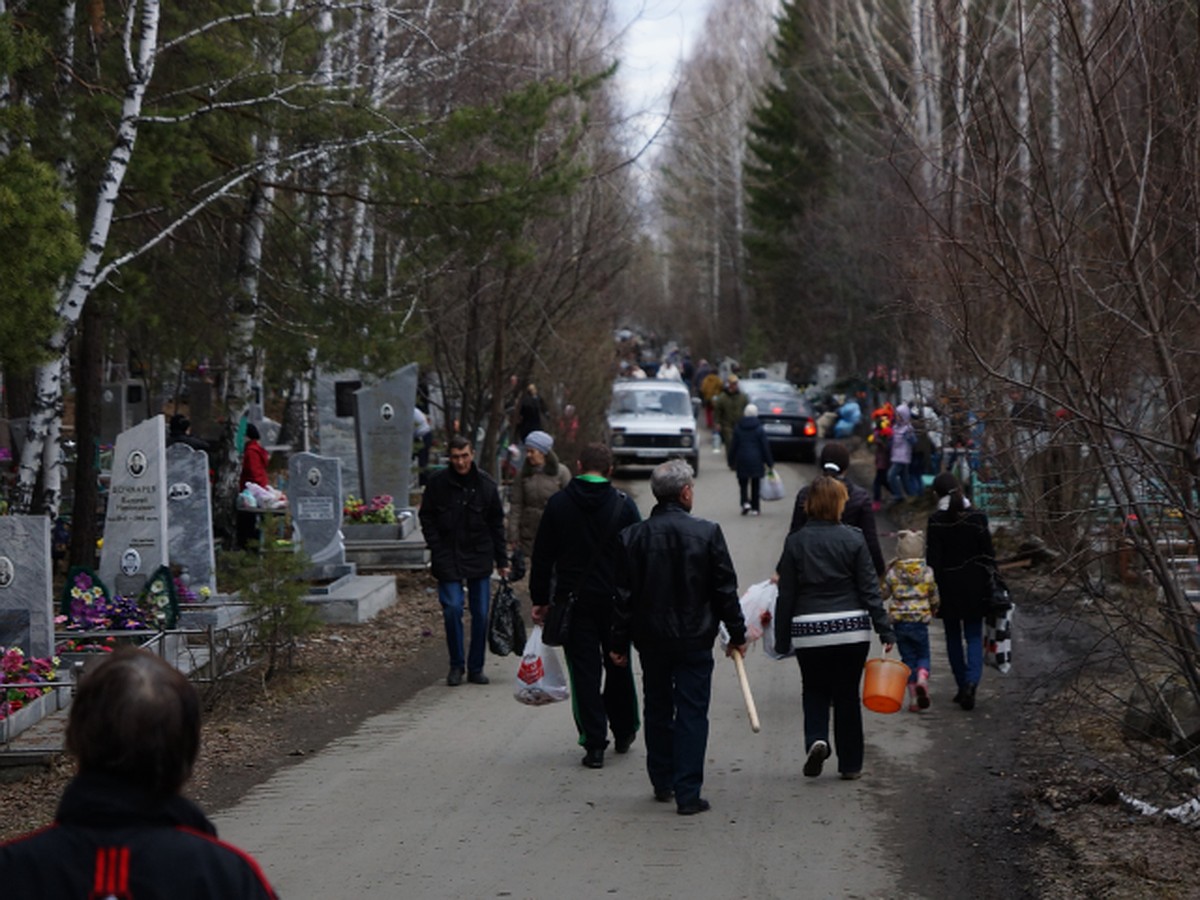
top-left (775, 476), bottom-right (895, 780)
top-left (729, 404), bottom-right (774, 515)
top-left (926, 471), bottom-right (996, 711)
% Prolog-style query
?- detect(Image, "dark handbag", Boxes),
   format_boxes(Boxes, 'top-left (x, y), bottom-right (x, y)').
top-left (541, 592), bottom-right (574, 647)
top-left (986, 566), bottom-right (1013, 616)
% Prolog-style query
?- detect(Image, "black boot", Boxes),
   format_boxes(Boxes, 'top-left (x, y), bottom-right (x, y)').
top-left (959, 683), bottom-right (977, 711)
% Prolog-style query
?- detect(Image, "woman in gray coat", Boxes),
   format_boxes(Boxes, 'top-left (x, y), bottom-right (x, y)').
top-left (507, 430), bottom-right (571, 564)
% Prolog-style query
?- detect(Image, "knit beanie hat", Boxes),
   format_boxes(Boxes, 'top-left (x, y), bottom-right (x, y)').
top-left (896, 529), bottom-right (925, 559)
top-left (744, 404), bottom-right (759, 417)
top-left (820, 442), bottom-right (850, 475)
top-left (524, 430), bottom-right (554, 454)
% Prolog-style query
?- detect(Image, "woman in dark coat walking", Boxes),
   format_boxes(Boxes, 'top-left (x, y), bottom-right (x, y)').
top-left (926, 471), bottom-right (996, 711)
top-left (729, 403), bottom-right (774, 515)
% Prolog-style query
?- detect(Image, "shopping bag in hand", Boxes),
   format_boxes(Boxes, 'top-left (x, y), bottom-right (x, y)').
top-left (488, 579), bottom-right (526, 656)
top-left (985, 605), bottom-right (1014, 674)
top-left (760, 469), bottom-right (785, 501)
top-left (513, 625), bottom-right (570, 705)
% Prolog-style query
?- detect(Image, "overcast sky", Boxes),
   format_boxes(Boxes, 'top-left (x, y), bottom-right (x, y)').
top-left (609, 0), bottom-right (715, 149)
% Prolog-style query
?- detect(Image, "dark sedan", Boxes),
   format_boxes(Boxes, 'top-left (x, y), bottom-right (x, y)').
top-left (748, 390), bottom-right (818, 462)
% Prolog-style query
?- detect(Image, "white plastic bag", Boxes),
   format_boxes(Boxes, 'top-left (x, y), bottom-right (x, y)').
top-left (739, 580), bottom-right (777, 642)
top-left (760, 469), bottom-right (785, 501)
top-left (514, 625), bottom-right (570, 705)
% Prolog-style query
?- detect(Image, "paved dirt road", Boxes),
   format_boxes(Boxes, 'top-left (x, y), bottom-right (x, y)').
top-left (214, 456), bottom-right (973, 899)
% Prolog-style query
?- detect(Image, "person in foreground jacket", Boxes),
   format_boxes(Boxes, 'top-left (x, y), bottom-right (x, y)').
top-left (531, 442), bottom-right (642, 769)
top-left (0, 648), bottom-right (278, 899)
top-left (418, 434), bottom-right (509, 686)
top-left (776, 475), bottom-right (896, 781)
top-left (610, 459), bottom-right (747, 816)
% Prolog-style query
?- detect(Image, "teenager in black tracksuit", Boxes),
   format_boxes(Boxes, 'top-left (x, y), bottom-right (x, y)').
top-left (0, 648), bottom-right (277, 899)
top-left (530, 443), bottom-right (642, 769)
top-left (1, 774), bottom-right (277, 899)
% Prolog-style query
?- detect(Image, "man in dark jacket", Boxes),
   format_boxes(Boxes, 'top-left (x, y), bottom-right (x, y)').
top-left (729, 403), bottom-right (774, 515)
top-left (418, 435), bottom-right (509, 686)
top-left (611, 459), bottom-right (747, 816)
top-left (789, 441), bottom-right (886, 577)
top-left (0, 648), bottom-right (277, 899)
top-left (531, 442), bottom-right (642, 769)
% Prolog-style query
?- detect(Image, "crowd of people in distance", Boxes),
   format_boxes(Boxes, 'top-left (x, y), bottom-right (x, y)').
top-left (0, 356), bottom-right (999, 900)
top-left (415, 350), bottom-right (999, 815)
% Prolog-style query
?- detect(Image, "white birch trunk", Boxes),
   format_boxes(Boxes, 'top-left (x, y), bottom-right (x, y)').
top-left (14, 0), bottom-right (161, 515)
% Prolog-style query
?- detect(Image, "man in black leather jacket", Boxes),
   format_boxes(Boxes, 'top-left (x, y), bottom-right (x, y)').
top-left (1, 649), bottom-right (277, 899)
top-left (611, 459), bottom-right (747, 816)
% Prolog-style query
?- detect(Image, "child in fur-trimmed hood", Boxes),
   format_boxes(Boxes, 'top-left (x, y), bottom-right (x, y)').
top-left (883, 529), bottom-right (940, 711)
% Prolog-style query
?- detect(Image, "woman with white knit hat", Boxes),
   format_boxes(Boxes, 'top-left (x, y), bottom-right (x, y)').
top-left (508, 430), bottom-right (571, 568)
top-left (728, 404), bottom-right (773, 515)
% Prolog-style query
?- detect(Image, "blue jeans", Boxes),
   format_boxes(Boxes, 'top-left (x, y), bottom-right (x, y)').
top-left (893, 621), bottom-right (931, 683)
top-left (887, 462), bottom-right (910, 499)
top-left (638, 646), bottom-right (714, 807)
top-left (796, 641), bottom-right (870, 775)
top-left (438, 578), bottom-right (491, 673)
top-left (942, 617), bottom-right (983, 688)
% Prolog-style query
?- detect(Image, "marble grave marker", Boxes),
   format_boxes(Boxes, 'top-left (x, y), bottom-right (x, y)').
top-left (166, 442), bottom-right (216, 594)
top-left (0, 516), bottom-right (53, 658)
top-left (354, 363), bottom-right (418, 506)
top-left (99, 415), bottom-right (169, 598)
top-left (287, 452), bottom-right (346, 573)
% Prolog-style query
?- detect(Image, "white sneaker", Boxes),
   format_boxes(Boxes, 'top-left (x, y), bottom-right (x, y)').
top-left (741, 503), bottom-right (751, 515)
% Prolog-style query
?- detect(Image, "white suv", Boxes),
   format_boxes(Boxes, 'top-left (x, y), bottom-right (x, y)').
top-left (607, 378), bottom-right (700, 474)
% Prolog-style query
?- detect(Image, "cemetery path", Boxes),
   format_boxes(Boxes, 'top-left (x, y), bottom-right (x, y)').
top-left (204, 462), bottom-right (1040, 899)
top-left (6, 459), bottom-right (1200, 895)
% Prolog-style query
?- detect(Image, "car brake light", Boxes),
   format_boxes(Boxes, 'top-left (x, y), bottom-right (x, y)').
top-left (771, 406), bottom-right (783, 415)
top-left (804, 420), bottom-right (817, 437)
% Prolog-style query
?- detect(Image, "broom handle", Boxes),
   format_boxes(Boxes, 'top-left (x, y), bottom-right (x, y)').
top-left (732, 651), bottom-right (761, 733)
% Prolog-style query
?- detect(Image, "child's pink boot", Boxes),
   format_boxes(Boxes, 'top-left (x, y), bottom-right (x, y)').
top-left (907, 683), bottom-right (921, 712)
top-left (914, 668), bottom-right (931, 710)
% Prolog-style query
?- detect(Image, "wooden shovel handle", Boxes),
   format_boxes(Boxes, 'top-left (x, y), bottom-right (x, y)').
top-left (732, 652), bottom-right (761, 733)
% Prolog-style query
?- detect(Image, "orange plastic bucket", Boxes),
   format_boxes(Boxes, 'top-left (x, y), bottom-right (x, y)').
top-left (862, 657), bottom-right (911, 714)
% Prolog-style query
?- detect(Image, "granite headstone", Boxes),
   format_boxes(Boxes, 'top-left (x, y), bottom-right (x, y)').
top-left (314, 369), bottom-right (362, 493)
top-left (287, 452), bottom-right (346, 573)
top-left (99, 415), bottom-right (169, 599)
top-left (355, 363), bottom-right (418, 505)
top-left (166, 442), bottom-right (216, 594)
top-left (0, 516), bottom-right (53, 658)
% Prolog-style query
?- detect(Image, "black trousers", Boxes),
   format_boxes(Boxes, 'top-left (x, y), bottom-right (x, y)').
top-left (796, 641), bottom-right (870, 775)
top-left (563, 597), bottom-right (639, 752)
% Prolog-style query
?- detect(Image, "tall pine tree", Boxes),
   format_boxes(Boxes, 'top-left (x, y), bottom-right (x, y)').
top-left (743, 0), bottom-right (833, 370)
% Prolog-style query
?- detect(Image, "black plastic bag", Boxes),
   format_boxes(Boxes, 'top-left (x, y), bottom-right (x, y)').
top-left (488, 580), bottom-right (526, 656)
top-left (509, 548), bottom-right (527, 582)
